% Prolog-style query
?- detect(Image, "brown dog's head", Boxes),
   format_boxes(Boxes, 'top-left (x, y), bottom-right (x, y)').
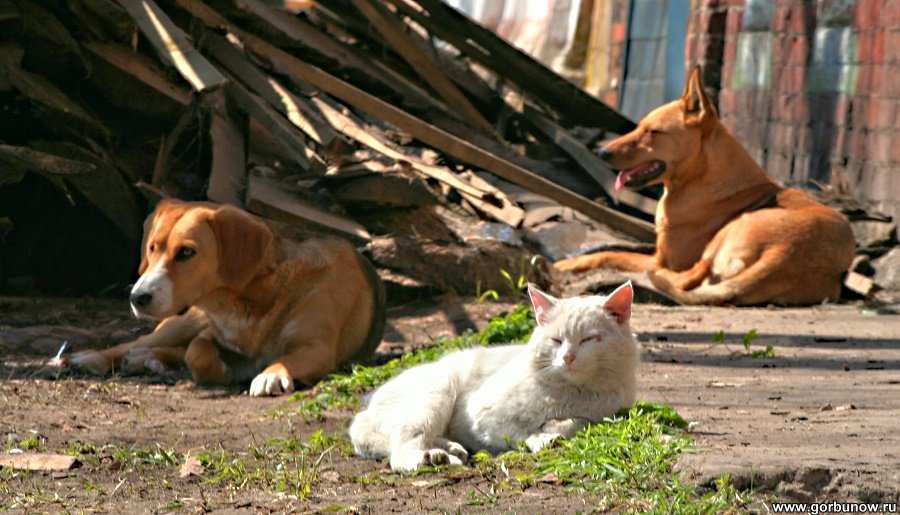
top-left (598, 66), bottom-right (718, 191)
top-left (130, 200), bottom-right (273, 319)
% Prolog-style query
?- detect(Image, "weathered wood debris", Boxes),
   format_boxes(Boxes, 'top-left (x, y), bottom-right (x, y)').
top-left (0, 0), bottom-right (894, 304)
top-left (0, 0), bottom-right (660, 300)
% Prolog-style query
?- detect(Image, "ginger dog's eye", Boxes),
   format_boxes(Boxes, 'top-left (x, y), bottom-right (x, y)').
top-left (175, 247), bottom-right (196, 261)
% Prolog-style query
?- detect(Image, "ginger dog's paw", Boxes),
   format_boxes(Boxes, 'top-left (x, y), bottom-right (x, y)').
top-left (249, 371), bottom-right (295, 397)
top-left (67, 350), bottom-right (113, 375)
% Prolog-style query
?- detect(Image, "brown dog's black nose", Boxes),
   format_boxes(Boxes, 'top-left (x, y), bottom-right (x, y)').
top-left (596, 147), bottom-right (612, 161)
top-left (131, 291), bottom-right (152, 309)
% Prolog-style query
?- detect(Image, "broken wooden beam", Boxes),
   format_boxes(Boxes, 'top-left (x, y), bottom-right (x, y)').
top-left (198, 31), bottom-right (343, 150)
top-left (246, 175), bottom-right (371, 242)
top-left (382, 0), bottom-right (635, 133)
top-left (116, 0), bottom-right (226, 92)
top-left (223, 80), bottom-right (324, 173)
top-left (83, 42), bottom-right (191, 107)
top-left (245, 42), bottom-right (653, 239)
top-left (522, 105), bottom-right (658, 216)
top-left (203, 90), bottom-right (247, 207)
top-left (174, 0), bottom-right (651, 239)
top-left (349, 0), bottom-right (497, 137)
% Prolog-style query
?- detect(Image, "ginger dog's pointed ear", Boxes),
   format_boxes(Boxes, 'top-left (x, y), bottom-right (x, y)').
top-left (681, 66), bottom-right (717, 131)
top-left (207, 206), bottom-right (273, 289)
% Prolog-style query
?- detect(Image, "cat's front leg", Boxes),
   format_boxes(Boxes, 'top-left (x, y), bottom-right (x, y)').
top-left (525, 417), bottom-right (592, 452)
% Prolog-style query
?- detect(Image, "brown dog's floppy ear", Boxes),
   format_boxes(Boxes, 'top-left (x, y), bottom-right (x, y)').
top-left (138, 199), bottom-right (181, 274)
top-left (207, 206), bottom-right (273, 289)
top-left (681, 66), bottom-right (717, 131)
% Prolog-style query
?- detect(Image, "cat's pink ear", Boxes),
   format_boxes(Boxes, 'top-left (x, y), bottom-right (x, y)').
top-left (603, 281), bottom-right (633, 325)
top-left (527, 283), bottom-right (557, 326)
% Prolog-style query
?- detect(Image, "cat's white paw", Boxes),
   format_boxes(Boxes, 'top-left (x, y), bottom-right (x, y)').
top-left (249, 372), bottom-right (294, 397)
top-left (390, 446), bottom-right (466, 472)
top-left (525, 432), bottom-right (563, 453)
top-left (443, 440), bottom-right (468, 462)
top-left (427, 449), bottom-right (464, 467)
top-left (541, 417), bottom-right (591, 438)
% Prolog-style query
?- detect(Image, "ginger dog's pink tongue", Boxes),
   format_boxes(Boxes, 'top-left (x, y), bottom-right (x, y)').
top-left (614, 163), bottom-right (653, 191)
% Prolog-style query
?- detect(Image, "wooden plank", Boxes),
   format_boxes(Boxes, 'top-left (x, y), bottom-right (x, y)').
top-left (223, 80), bottom-right (323, 173)
top-left (246, 175), bottom-right (371, 242)
top-left (115, 0), bottom-right (226, 92)
top-left (229, 0), bottom-right (436, 109)
top-left (349, 0), bottom-right (496, 137)
top-left (203, 90), bottom-right (247, 207)
top-left (522, 105), bottom-right (658, 216)
top-left (0, 453), bottom-right (79, 471)
top-left (235, 37), bottom-right (653, 239)
top-left (173, 0), bottom-right (649, 238)
top-left (306, 96), bottom-right (524, 226)
top-left (383, 0), bottom-right (635, 133)
top-left (199, 31), bottom-right (341, 148)
top-left (83, 42), bottom-right (190, 106)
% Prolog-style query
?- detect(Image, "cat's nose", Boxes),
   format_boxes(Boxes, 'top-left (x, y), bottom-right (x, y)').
top-left (563, 354), bottom-right (575, 366)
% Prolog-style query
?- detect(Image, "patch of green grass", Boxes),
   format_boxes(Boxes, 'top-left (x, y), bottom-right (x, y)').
top-left (471, 402), bottom-right (756, 512)
top-left (61, 431), bottom-right (344, 501)
top-left (286, 304), bottom-right (536, 418)
top-left (712, 328), bottom-right (776, 359)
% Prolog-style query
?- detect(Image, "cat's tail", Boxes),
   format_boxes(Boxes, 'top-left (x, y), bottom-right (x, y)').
top-left (348, 410), bottom-right (391, 459)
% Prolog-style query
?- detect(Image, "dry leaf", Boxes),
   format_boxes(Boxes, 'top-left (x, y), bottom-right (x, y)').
top-left (179, 455), bottom-right (204, 478)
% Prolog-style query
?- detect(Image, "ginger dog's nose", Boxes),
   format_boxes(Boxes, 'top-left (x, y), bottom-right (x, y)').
top-left (596, 147), bottom-right (612, 161)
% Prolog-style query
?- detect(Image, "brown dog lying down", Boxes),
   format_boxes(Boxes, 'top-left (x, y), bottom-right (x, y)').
top-left (68, 200), bottom-right (386, 396)
top-left (555, 67), bottom-right (856, 306)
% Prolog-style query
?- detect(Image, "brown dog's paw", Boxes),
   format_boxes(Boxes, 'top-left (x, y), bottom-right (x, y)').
top-left (248, 371), bottom-right (295, 397)
top-left (122, 347), bottom-right (167, 374)
top-left (67, 350), bottom-right (113, 375)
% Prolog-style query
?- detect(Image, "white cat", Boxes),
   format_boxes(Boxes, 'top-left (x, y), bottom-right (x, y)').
top-left (349, 281), bottom-right (639, 472)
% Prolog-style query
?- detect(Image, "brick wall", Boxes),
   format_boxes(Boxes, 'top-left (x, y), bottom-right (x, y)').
top-left (688, 0), bottom-right (900, 221)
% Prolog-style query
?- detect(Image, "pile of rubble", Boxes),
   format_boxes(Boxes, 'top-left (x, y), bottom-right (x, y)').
top-left (1, 0), bottom-right (896, 306)
top-left (0, 0), bottom-right (663, 301)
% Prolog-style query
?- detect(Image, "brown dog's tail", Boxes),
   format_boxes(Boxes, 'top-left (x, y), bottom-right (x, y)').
top-left (350, 251), bottom-right (387, 363)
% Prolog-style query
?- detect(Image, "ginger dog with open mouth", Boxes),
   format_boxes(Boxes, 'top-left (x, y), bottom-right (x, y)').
top-left (555, 67), bottom-right (855, 306)
top-left (68, 199), bottom-right (385, 396)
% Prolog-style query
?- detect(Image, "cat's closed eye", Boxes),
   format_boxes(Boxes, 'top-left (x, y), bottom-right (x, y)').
top-left (579, 335), bottom-right (602, 344)
top-left (550, 337), bottom-right (562, 345)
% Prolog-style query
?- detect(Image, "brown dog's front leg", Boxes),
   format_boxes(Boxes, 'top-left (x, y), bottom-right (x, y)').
top-left (67, 308), bottom-right (206, 374)
top-left (248, 343), bottom-right (337, 397)
top-left (184, 335), bottom-right (234, 386)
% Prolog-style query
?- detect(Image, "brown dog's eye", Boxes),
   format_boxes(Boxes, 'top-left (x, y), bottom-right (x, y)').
top-left (175, 247), bottom-right (196, 261)
top-left (149, 243), bottom-right (156, 252)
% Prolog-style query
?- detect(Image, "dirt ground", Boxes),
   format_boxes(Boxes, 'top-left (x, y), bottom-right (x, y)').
top-left (1, 293), bottom-right (899, 513)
